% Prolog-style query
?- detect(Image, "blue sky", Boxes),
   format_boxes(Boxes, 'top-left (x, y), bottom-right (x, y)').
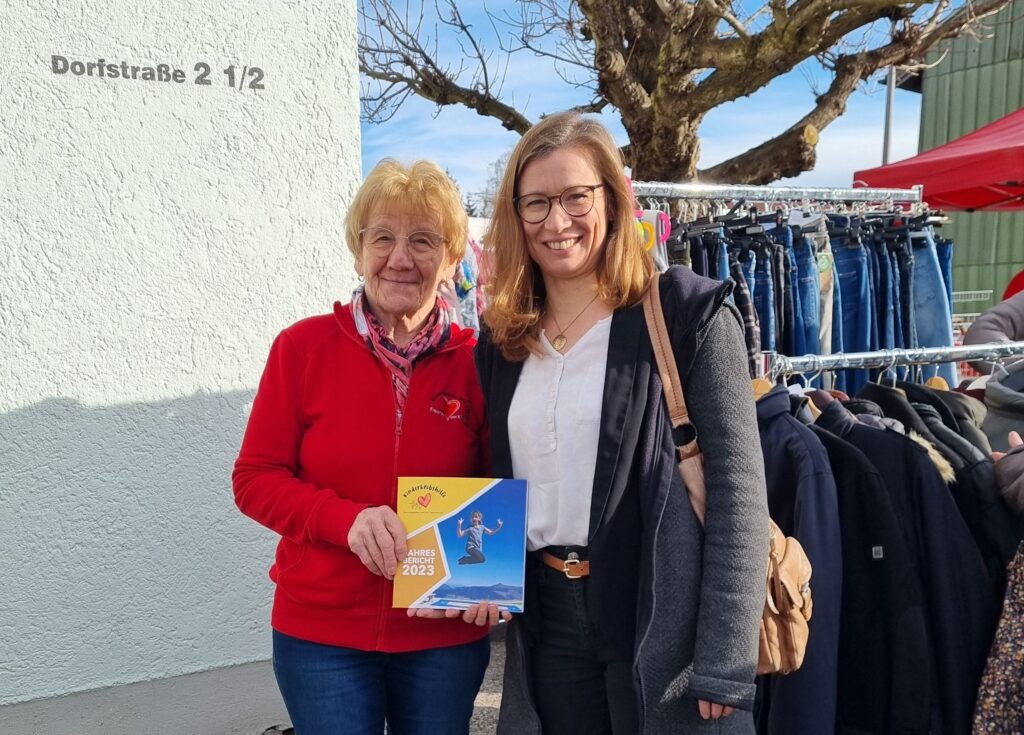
top-left (437, 480), bottom-right (527, 588)
top-left (359, 3), bottom-right (925, 197)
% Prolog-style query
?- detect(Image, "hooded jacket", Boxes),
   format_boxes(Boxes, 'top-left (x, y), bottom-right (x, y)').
top-left (983, 360), bottom-right (1024, 452)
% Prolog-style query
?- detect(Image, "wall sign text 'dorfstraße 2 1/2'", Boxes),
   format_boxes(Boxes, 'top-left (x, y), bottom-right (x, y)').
top-left (50, 54), bottom-right (265, 91)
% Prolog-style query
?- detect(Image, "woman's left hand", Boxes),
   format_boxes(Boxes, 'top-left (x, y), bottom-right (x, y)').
top-left (698, 700), bottom-right (735, 720)
top-left (406, 603), bottom-right (512, 626)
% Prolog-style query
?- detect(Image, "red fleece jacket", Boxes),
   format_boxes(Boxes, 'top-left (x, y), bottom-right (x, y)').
top-left (233, 303), bottom-right (490, 651)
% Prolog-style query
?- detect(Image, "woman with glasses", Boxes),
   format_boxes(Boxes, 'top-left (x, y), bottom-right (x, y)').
top-left (233, 159), bottom-right (508, 734)
top-left (477, 112), bottom-right (768, 735)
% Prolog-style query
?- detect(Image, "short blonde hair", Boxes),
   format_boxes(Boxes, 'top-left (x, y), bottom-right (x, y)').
top-left (483, 113), bottom-right (653, 361)
top-left (345, 159), bottom-right (468, 265)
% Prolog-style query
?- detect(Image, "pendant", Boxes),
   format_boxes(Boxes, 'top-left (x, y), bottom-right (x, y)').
top-left (552, 334), bottom-right (567, 351)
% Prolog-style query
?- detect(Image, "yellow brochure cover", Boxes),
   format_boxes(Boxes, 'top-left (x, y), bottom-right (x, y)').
top-left (393, 477), bottom-right (527, 612)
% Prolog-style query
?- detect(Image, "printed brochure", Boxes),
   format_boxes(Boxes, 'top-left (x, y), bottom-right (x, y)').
top-left (393, 477), bottom-right (527, 612)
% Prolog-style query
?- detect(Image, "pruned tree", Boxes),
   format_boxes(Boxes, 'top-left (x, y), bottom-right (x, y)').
top-left (359, 0), bottom-right (1009, 184)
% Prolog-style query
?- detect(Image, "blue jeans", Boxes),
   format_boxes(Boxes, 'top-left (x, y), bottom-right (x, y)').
top-left (936, 236), bottom-right (954, 314)
top-left (738, 246), bottom-right (757, 299)
top-left (894, 233), bottom-right (918, 351)
top-left (272, 630), bottom-right (489, 735)
top-left (794, 236), bottom-right (821, 357)
top-left (754, 249), bottom-right (777, 352)
top-left (832, 237), bottom-right (872, 395)
top-left (912, 230), bottom-right (958, 385)
top-left (870, 236), bottom-right (896, 379)
top-left (830, 257), bottom-right (846, 393)
top-left (717, 235), bottom-right (731, 281)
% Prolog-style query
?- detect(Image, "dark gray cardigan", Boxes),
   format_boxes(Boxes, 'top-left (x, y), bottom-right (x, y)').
top-left (476, 267), bottom-right (769, 734)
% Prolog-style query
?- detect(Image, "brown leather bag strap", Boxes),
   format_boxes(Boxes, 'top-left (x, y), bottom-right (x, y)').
top-left (641, 278), bottom-right (689, 430)
top-left (642, 277), bottom-right (708, 524)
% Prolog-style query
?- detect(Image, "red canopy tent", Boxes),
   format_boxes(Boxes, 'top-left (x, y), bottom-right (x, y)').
top-left (853, 107), bottom-right (1024, 211)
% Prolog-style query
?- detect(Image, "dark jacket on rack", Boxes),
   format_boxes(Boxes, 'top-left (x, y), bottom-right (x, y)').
top-left (897, 381), bottom-right (961, 433)
top-left (983, 360), bottom-right (1024, 452)
top-left (754, 386), bottom-right (842, 735)
top-left (914, 403), bottom-right (1021, 599)
top-left (996, 445), bottom-right (1024, 514)
top-left (935, 389), bottom-right (993, 455)
top-left (858, 382), bottom-right (964, 470)
top-left (816, 402), bottom-right (998, 735)
top-left (809, 425), bottom-right (931, 735)
top-left (478, 267), bottom-right (769, 735)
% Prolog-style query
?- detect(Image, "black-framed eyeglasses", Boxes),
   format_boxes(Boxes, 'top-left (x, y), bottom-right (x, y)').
top-left (358, 226), bottom-right (446, 255)
top-left (514, 184), bottom-right (606, 224)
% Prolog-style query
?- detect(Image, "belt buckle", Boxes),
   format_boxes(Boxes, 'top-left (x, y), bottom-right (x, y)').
top-left (562, 552), bottom-right (583, 579)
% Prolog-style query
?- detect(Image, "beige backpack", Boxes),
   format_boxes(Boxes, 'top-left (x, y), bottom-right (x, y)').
top-left (642, 281), bottom-right (813, 676)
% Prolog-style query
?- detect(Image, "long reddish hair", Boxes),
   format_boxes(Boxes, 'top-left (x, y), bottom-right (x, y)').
top-left (483, 113), bottom-right (653, 361)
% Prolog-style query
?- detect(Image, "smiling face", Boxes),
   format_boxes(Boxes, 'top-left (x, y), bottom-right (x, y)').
top-left (355, 207), bottom-right (456, 330)
top-left (471, 512), bottom-right (482, 526)
top-left (516, 146), bottom-right (609, 289)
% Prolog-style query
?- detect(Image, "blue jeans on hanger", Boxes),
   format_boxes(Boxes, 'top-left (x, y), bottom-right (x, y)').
top-left (715, 230), bottom-right (731, 281)
top-left (893, 232), bottom-right (918, 353)
top-left (832, 236), bottom-right (872, 395)
top-left (272, 631), bottom-right (489, 735)
top-left (936, 236), bottom-right (954, 312)
top-left (794, 235), bottom-right (821, 357)
top-left (738, 245), bottom-right (757, 301)
top-left (754, 249), bottom-right (777, 352)
top-left (912, 229), bottom-right (958, 386)
top-left (830, 257), bottom-right (846, 394)
top-left (873, 237), bottom-right (895, 348)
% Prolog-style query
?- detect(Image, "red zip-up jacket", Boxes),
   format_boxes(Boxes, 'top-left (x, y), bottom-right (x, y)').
top-left (233, 302), bottom-right (490, 651)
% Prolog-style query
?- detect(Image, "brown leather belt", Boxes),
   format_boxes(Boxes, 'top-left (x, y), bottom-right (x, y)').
top-left (539, 551), bottom-right (590, 579)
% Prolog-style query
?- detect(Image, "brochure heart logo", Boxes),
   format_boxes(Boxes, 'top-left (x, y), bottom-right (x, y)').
top-left (443, 399), bottom-right (461, 419)
top-left (417, 494), bottom-right (431, 508)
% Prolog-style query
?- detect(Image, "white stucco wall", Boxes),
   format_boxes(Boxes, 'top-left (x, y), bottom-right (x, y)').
top-left (0, 0), bottom-right (360, 709)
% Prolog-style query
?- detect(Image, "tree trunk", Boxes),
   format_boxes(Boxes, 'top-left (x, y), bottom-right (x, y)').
top-left (626, 117), bottom-right (703, 183)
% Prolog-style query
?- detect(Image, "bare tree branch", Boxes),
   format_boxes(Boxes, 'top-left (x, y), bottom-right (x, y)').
top-left (360, 0), bottom-right (1014, 182)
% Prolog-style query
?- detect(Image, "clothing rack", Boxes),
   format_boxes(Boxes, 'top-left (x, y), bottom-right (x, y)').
top-left (763, 341), bottom-right (1024, 379)
top-left (630, 181), bottom-right (923, 204)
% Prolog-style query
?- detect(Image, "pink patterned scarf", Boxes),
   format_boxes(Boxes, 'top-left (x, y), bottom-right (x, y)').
top-left (351, 286), bottom-right (451, 422)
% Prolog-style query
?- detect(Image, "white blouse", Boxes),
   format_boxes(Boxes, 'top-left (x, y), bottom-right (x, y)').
top-left (508, 316), bottom-right (612, 551)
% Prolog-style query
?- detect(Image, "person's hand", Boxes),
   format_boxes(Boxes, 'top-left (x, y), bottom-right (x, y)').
top-left (406, 603), bottom-right (512, 626)
top-left (458, 517), bottom-right (464, 524)
top-left (698, 700), bottom-right (735, 720)
top-left (992, 430), bottom-right (1023, 462)
top-left (497, 518), bottom-right (503, 525)
top-left (347, 506), bottom-right (407, 579)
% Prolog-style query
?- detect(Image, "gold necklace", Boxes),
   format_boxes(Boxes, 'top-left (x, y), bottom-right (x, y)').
top-left (547, 294), bottom-right (599, 352)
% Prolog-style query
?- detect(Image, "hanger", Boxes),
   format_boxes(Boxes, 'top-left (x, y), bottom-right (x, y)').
top-left (752, 376), bottom-right (775, 400)
top-left (752, 355), bottom-right (777, 400)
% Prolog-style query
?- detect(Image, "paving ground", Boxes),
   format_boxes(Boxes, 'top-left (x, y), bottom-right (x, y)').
top-left (469, 624), bottom-right (505, 734)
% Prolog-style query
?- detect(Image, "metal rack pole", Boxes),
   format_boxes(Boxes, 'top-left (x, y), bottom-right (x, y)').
top-left (765, 341), bottom-right (1024, 378)
top-left (630, 181), bottom-right (923, 203)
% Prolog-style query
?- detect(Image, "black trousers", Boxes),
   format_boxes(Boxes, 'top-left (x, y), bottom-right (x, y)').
top-left (529, 560), bottom-right (639, 735)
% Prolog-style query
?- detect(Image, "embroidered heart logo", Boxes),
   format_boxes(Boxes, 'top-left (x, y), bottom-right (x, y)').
top-left (443, 399), bottom-right (461, 419)
top-left (417, 494), bottom-right (431, 508)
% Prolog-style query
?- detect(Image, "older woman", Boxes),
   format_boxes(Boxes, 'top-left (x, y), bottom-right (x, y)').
top-left (476, 112), bottom-right (769, 735)
top-left (233, 159), bottom-right (505, 735)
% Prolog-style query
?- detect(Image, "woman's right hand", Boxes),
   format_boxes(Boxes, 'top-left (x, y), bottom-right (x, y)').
top-left (347, 506), bottom-right (408, 580)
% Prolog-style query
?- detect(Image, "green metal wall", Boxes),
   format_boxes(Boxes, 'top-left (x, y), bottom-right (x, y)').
top-left (918, 0), bottom-right (1024, 310)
